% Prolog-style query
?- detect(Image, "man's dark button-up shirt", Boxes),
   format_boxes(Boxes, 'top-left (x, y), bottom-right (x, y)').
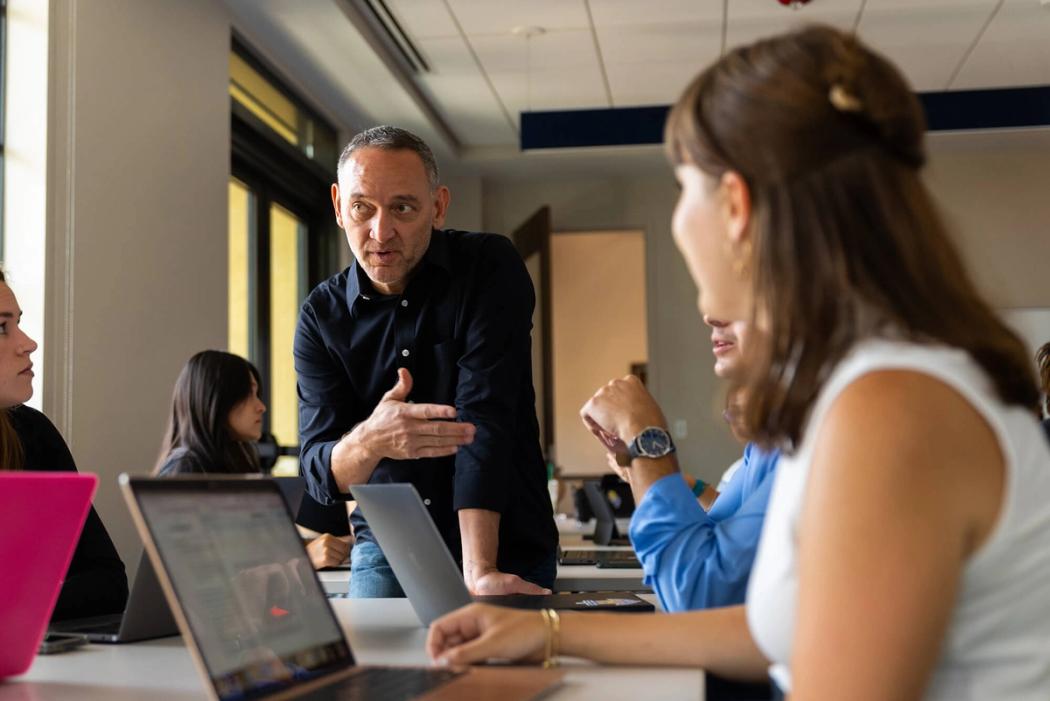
top-left (295, 229), bottom-right (557, 576)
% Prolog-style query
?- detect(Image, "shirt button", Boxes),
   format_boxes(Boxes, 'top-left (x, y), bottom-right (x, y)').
top-left (400, 299), bottom-right (408, 308)
top-left (423, 498), bottom-right (432, 506)
top-left (401, 349), bottom-right (410, 357)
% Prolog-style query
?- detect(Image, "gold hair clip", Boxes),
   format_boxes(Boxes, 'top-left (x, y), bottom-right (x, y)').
top-left (829, 84), bottom-right (863, 113)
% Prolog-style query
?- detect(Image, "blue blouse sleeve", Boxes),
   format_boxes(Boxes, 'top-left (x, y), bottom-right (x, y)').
top-left (628, 445), bottom-right (779, 611)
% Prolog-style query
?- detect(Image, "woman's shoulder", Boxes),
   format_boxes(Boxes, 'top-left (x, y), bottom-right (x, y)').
top-left (157, 448), bottom-right (210, 477)
top-left (9, 404), bottom-right (58, 433)
top-left (821, 338), bottom-right (995, 412)
top-left (8, 405), bottom-right (77, 472)
top-left (9, 404), bottom-right (66, 447)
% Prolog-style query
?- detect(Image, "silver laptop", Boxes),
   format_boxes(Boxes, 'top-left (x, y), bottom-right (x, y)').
top-left (50, 551), bottom-right (179, 643)
top-left (352, 483), bottom-right (654, 626)
top-left (119, 474), bottom-right (562, 701)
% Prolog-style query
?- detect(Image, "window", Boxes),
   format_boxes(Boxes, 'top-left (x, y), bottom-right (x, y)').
top-left (228, 40), bottom-right (342, 475)
top-left (229, 48), bottom-right (338, 171)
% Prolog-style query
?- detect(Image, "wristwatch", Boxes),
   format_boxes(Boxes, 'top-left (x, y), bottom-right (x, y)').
top-left (626, 426), bottom-right (676, 461)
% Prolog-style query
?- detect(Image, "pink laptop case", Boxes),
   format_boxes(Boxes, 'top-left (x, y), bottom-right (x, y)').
top-left (0, 472), bottom-right (98, 678)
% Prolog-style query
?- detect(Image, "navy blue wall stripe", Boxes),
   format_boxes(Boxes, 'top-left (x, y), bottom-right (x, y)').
top-left (520, 85), bottom-right (1050, 150)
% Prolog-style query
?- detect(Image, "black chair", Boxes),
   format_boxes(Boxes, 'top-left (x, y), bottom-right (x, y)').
top-left (273, 475), bottom-right (352, 537)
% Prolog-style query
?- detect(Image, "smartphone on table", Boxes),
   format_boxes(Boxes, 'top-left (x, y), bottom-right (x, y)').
top-left (38, 632), bottom-right (88, 654)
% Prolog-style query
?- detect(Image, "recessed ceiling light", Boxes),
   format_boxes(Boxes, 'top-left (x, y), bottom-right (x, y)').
top-left (511, 26), bottom-right (546, 38)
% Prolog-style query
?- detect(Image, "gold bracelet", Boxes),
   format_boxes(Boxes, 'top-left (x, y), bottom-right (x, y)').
top-left (540, 608), bottom-right (560, 668)
top-left (539, 609), bottom-right (552, 667)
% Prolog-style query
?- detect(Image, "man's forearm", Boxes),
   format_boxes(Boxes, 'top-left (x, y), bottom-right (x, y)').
top-left (328, 424), bottom-right (381, 492)
top-left (459, 508), bottom-right (501, 584)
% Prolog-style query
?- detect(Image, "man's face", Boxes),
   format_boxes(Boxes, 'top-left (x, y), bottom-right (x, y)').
top-left (331, 147), bottom-right (450, 296)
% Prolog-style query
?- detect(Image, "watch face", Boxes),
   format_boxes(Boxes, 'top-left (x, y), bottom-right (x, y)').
top-left (638, 428), bottom-right (671, 457)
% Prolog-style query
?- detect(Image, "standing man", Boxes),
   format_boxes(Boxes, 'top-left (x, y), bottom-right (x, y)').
top-left (295, 126), bottom-right (557, 598)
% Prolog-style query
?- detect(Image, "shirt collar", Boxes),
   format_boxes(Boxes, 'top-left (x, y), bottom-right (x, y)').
top-left (346, 228), bottom-right (452, 317)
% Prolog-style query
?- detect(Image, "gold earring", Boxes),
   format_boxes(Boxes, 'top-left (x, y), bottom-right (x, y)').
top-left (732, 240), bottom-right (752, 277)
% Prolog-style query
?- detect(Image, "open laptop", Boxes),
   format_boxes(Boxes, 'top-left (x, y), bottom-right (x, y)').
top-left (559, 482), bottom-right (639, 567)
top-left (50, 550), bottom-right (178, 643)
top-left (351, 483), bottom-right (654, 627)
top-left (119, 474), bottom-right (562, 701)
top-left (582, 481), bottom-right (630, 547)
top-left (1, 473), bottom-right (97, 678)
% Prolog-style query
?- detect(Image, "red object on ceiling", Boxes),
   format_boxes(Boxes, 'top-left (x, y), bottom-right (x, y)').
top-left (777, 0), bottom-right (813, 5)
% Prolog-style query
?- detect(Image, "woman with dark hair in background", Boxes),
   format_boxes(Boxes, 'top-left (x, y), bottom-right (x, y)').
top-left (156, 350), bottom-right (351, 569)
top-left (424, 25), bottom-right (1050, 700)
top-left (155, 350), bottom-right (266, 477)
top-left (0, 269), bottom-right (128, 621)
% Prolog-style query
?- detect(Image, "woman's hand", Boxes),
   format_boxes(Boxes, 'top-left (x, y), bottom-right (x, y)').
top-left (580, 374), bottom-right (667, 448)
top-left (426, 603), bottom-right (546, 666)
top-left (606, 451), bottom-right (632, 484)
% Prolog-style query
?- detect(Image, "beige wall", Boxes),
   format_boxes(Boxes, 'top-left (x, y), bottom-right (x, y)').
top-left (43, 0), bottom-right (231, 575)
top-left (924, 130), bottom-right (1050, 308)
top-left (442, 174), bottom-right (484, 233)
top-left (552, 231), bottom-right (647, 476)
top-left (483, 173), bottom-right (741, 485)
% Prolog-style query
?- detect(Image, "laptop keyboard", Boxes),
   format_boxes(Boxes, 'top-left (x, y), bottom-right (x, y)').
top-left (332, 667), bottom-right (462, 700)
top-left (559, 549), bottom-right (638, 566)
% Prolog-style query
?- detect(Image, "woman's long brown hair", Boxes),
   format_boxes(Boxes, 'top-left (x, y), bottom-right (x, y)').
top-left (666, 25), bottom-right (1039, 450)
top-left (0, 268), bottom-right (25, 471)
top-left (153, 350), bottom-right (262, 474)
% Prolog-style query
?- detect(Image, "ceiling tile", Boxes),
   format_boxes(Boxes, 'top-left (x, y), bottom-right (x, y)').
top-left (470, 29), bottom-right (600, 73)
top-left (588, 0), bottom-right (723, 27)
top-left (857, 3), bottom-right (996, 90)
top-left (419, 73), bottom-right (519, 145)
top-left (951, 0), bottom-right (1050, 88)
top-left (726, 0), bottom-right (863, 48)
top-left (383, 0), bottom-right (460, 40)
top-left (414, 36), bottom-right (517, 146)
top-left (489, 64), bottom-right (610, 119)
top-left (596, 20), bottom-right (722, 66)
top-left (605, 61), bottom-right (707, 107)
top-left (728, 0), bottom-right (864, 22)
top-left (446, 0), bottom-right (590, 36)
top-left (863, 0), bottom-right (994, 8)
top-left (415, 33), bottom-right (480, 73)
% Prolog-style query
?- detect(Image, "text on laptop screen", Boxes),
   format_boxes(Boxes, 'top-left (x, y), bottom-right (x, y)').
top-left (135, 484), bottom-right (350, 700)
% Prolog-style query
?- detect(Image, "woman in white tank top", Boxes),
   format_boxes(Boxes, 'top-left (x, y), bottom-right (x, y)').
top-left (422, 25), bottom-right (1050, 700)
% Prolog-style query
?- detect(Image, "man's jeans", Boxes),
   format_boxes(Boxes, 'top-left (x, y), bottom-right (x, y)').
top-left (348, 540), bottom-right (558, 598)
top-left (349, 540), bottom-right (405, 598)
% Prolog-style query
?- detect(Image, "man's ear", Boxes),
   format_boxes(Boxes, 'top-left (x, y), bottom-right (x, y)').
top-left (720, 171), bottom-right (752, 246)
top-left (331, 183), bottom-right (343, 228)
top-left (432, 186), bottom-right (451, 229)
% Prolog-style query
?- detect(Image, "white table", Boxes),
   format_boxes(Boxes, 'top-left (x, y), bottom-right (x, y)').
top-left (4, 599), bottom-right (704, 700)
top-left (317, 560), bottom-right (648, 595)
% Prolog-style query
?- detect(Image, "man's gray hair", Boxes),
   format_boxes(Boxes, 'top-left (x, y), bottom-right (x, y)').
top-left (338, 125), bottom-right (440, 190)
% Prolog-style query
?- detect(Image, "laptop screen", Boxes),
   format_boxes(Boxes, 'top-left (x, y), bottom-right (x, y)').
top-left (131, 479), bottom-right (352, 700)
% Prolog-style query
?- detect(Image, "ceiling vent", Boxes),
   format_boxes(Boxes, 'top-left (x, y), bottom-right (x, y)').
top-left (362, 0), bottom-right (431, 74)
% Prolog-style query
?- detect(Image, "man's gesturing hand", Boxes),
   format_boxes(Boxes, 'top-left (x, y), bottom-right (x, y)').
top-left (355, 368), bottom-right (475, 461)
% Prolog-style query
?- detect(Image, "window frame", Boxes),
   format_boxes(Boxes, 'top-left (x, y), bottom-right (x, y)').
top-left (229, 38), bottom-right (341, 453)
